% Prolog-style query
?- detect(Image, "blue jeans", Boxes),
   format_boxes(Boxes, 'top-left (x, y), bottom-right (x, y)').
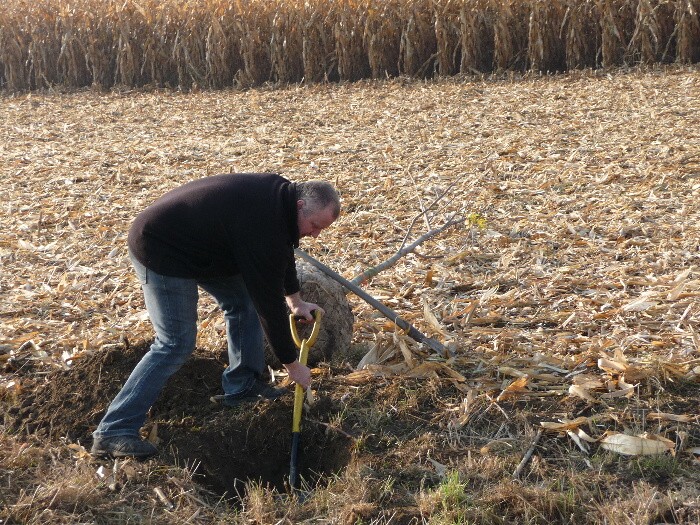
top-left (93, 253), bottom-right (264, 439)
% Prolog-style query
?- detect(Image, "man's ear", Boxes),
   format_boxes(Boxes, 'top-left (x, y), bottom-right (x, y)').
top-left (297, 199), bottom-right (305, 211)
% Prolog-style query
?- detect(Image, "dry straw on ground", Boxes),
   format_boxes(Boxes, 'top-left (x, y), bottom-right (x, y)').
top-left (1, 0), bottom-right (700, 91)
top-left (1, 67), bottom-right (699, 522)
top-left (1, 65), bottom-right (699, 408)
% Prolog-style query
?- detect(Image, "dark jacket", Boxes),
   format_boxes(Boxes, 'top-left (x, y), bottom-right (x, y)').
top-left (128, 173), bottom-right (301, 364)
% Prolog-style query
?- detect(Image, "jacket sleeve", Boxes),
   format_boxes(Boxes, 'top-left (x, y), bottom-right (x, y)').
top-left (233, 237), bottom-right (299, 365)
top-left (283, 250), bottom-right (300, 296)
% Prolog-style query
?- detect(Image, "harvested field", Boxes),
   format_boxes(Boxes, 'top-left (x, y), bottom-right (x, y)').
top-left (1, 67), bottom-right (700, 523)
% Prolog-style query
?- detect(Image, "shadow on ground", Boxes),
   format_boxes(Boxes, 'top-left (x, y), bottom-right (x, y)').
top-left (2, 342), bottom-right (352, 498)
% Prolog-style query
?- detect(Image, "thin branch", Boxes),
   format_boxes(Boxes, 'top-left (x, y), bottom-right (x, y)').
top-left (398, 180), bottom-right (458, 252)
top-left (512, 429), bottom-right (544, 480)
top-left (406, 169), bottom-right (432, 232)
top-left (351, 214), bottom-right (463, 287)
top-left (295, 249), bottom-right (449, 357)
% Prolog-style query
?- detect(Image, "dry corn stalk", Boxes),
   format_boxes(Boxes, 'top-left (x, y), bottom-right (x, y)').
top-left (434, 0), bottom-right (461, 76)
top-left (459, 0), bottom-right (495, 74)
top-left (270, 0), bottom-right (304, 83)
top-left (302, 2), bottom-right (337, 82)
top-left (2, 0), bottom-right (700, 92)
top-left (399, 1), bottom-right (436, 76)
top-left (626, 0), bottom-right (676, 64)
top-left (528, 0), bottom-right (567, 72)
top-left (598, 0), bottom-right (637, 67)
top-left (675, 0), bottom-right (700, 62)
top-left (492, 0), bottom-right (530, 71)
top-left (363, 0), bottom-right (402, 79)
top-left (234, 1), bottom-right (272, 87)
top-left (563, 0), bottom-right (601, 69)
top-left (335, 0), bottom-right (370, 81)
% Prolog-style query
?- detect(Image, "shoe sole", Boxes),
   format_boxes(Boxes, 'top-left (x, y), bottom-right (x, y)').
top-left (90, 448), bottom-right (157, 458)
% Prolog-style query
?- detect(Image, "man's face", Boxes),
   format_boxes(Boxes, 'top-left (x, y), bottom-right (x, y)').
top-left (297, 200), bottom-right (337, 238)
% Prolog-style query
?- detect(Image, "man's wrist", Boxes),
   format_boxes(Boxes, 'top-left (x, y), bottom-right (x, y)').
top-left (285, 292), bottom-right (302, 307)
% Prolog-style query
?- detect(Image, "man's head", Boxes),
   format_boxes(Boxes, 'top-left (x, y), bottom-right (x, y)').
top-left (296, 180), bottom-right (341, 238)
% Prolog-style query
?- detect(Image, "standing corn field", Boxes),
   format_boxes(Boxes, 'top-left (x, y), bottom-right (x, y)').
top-left (1, 0), bottom-right (699, 91)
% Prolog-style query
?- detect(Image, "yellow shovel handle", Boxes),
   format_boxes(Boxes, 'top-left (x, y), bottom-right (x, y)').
top-left (292, 343), bottom-right (307, 433)
top-left (289, 310), bottom-right (323, 350)
top-left (289, 310), bottom-right (322, 434)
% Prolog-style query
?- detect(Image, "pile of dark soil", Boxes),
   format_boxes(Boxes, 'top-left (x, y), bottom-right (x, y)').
top-left (2, 342), bottom-right (352, 497)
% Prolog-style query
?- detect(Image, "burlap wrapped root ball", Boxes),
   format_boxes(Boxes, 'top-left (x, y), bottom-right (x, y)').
top-left (265, 261), bottom-right (354, 367)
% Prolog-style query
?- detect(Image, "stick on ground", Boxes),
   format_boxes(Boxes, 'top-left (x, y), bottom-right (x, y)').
top-left (512, 429), bottom-right (544, 480)
top-left (295, 249), bottom-right (449, 357)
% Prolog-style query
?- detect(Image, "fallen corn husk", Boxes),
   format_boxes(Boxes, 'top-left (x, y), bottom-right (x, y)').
top-left (600, 432), bottom-right (675, 456)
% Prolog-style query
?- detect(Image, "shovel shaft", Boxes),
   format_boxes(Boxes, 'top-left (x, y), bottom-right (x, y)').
top-left (289, 432), bottom-right (301, 490)
top-left (292, 368), bottom-right (306, 433)
top-left (289, 311), bottom-right (322, 492)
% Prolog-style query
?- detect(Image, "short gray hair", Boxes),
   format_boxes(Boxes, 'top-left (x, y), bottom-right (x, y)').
top-left (297, 180), bottom-right (341, 218)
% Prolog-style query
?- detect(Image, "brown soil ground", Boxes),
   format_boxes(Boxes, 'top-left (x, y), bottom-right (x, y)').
top-left (2, 342), bottom-right (353, 498)
top-left (2, 338), bottom-right (699, 523)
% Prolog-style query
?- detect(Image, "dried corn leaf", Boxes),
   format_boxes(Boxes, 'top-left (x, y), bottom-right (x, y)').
top-left (567, 430), bottom-right (590, 454)
top-left (406, 361), bottom-right (466, 382)
top-left (496, 376), bottom-right (529, 401)
top-left (540, 416), bottom-right (591, 432)
top-left (600, 376), bottom-right (637, 399)
top-left (600, 432), bottom-right (674, 456)
top-left (622, 298), bottom-right (658, 312)
top-left (356, 344), bottom-right (382, 369)
top-left (393, 332), bottom-right (415, 368)
top-left (576, 428), bottom-right (598, 443)
top-left (147, 423), bottom-right (161, 446)
top-left (599, 387), bottom-right (635, 399)
top-left (498, 366), bottom-right (529, 378)
top-left (667, 274), bottom-right (692, 300)
top-left (568, 384), bottom-right (598, 403)
top-left (341, 369), bottom-right (377, 384)
top-left (598, 357), bottom-right (628, 374)
top-left (422, 297), bottom-right (445, 335)
top-left (572, 374), bottom-right (605, 390)
top-left (647, 412), bottom-right (694, 423)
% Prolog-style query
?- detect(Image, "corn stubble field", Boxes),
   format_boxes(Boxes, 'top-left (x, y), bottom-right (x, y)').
top-left (2, 1), bottom-right (700, 524)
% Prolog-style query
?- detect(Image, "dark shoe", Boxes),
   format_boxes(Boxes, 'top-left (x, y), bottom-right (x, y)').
top-left (91, 435), bottom-right (158, 458)
top-left (210, 379), bottom-right (286, 407)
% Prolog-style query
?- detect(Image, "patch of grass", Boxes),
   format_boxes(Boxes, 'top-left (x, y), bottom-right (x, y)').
top-left (627, 454), bottom-right (686, 484)
top-left (438, 471), bottom-right (469, 512)
top-left (424, 470), bottom-right (474, 524)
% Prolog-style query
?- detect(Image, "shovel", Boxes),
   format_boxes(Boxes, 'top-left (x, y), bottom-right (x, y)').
top-left (288, 309), bottom-right (322, 493)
